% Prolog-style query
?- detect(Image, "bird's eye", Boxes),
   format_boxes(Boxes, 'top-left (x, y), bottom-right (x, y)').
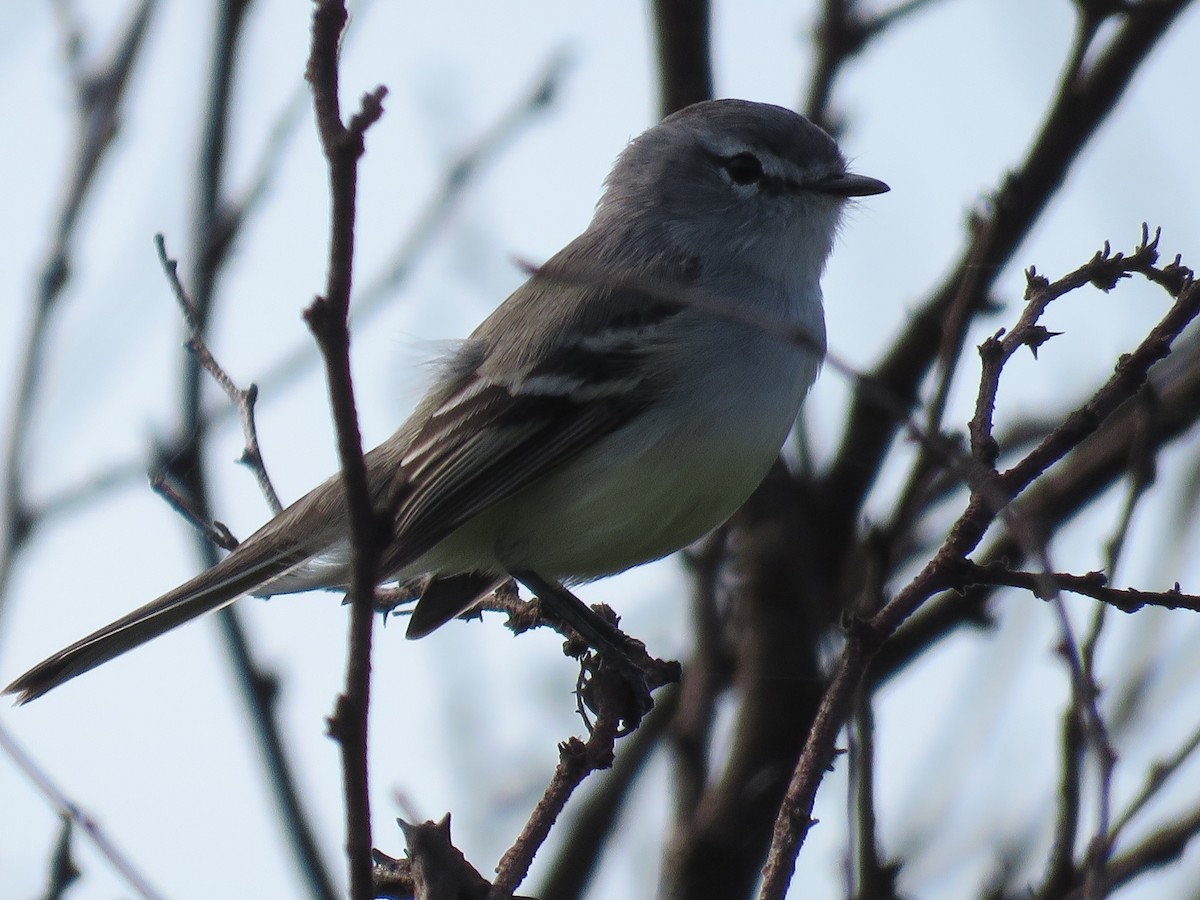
top-left (723, 152), bottom-right (764, 186)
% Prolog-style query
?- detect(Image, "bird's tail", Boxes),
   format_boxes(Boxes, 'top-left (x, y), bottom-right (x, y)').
top-left (4, 536), bottom-right (314, 704)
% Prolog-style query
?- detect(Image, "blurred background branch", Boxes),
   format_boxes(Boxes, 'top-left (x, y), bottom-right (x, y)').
top-left (2, 2), bottom-right (1199, 898)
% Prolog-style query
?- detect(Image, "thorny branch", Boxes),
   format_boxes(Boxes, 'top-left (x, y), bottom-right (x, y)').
top-left (469, 580), bottom-right (679, 714)
top-left (948, 562), bottom-right (1200, 615)
top-left (759, 232), bottom-right (1200, 900)
top-left (818, 0), bottom-right (1192, 542)
top-left (489, 673), bottom-right (624, 898)
top-left (369, 584), bottom-right (676, 898)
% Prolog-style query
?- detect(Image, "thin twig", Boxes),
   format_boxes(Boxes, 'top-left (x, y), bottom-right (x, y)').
top-left (805, 0), bottom-right (941, 132)
top-left (30, 461), bottom-right (148, 527)
top-left (1036, 660), bottom-right (1089, 900)
top-left (0, 719), bottom-right (164, 900)
top-left (489, 675), bottom-right (623, 898)
top-left (154, 6), bottom-right (342, 897)
top-left (538, 685), bottom-right (680, 899)
top-left (873, 294), bottom-right (1200, 690)
top-left (304, 3), bottom-right (389, 897)
top-left (231, 50), bottom-right (569, 411)
top-left (0, 0), bottom-right (157, 633)
top-left (947, 563), bottom-right (1200, 614)
top-left (148, 472), bottom-right (239, 551)
top-left (964, 243), bottom-right (1143, 898)
top-left (848, 683), bottom-right (900, 899)
top-left (759, 239), bottom-right (1200, 900)
top-left (0, 49), bottom-right (567, 564)
top-left (670, 528), bottom-right (733, 820)
top-left (1109, 719), bottom-right (1200, 841)
top-left (1063, 805), bottom-right (1200, 899)
top-left (805, 0), bottom-right (941, 130)
top-left (44, 815), bottom-right (80, 900)
top-left (819, 0), bottom-right (1192, 547)
top-left (155, 234), bottom-right (282, 514)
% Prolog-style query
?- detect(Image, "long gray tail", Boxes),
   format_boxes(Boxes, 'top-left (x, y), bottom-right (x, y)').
top-left (5, 538), bottom-right (309, 704)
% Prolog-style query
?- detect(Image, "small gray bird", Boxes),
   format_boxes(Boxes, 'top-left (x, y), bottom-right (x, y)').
top-left (6, 99), bottom-right (887, 703)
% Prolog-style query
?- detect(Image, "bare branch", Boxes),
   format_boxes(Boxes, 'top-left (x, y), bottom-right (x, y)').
top-left (948, 563), bottom-right (1200, 614)
top-left (155, 234), bottom-right (282, 514)
top-left (819, 1), bottom-right (1193, 545)
top-left (805, 0), bottom-right (943, 131)
top-left (1064, 805), bottom-right (1200, 899)
top-left (1110, 720), bottom-right (1200, 842)
top-left (238, 48), bottom-right (569, 408)
top-left (148, 472), bottom-right (239, 552)
top-left (538, 686), bottom-right (680, 899)
top-left (304, 3), bottom-right (389, 896)
top-left (151, 5), bottom-right (341, 895)
top-left (0, 720), bottom-right (163, 900)
top-left (489, 675), bottom-right (624, 898)
top-left (44, 815), bottom-right (80, 900)
top-left (0, 0), bottom-right (157, 631)
top-left (760, 234), bottom-right (1200, 899)
top-left (652, 0), bottom-right (712, 115)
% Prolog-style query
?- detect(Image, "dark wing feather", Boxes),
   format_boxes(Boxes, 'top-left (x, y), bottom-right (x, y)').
top-left (382, 385), bottom-right (653, 576)
top-left (378, 236), bottom-right (695, 578)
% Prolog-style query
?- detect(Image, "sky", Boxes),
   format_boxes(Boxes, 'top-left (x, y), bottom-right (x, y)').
top-left (2, 1), bottom-right (1200, 898)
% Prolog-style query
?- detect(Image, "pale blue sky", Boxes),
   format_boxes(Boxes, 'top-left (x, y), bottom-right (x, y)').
top-left (2, 2), bottom-right (1199, 898)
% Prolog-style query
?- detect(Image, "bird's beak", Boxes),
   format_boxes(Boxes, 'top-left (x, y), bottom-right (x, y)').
top-left (812, 172), bottom-right (890, 197)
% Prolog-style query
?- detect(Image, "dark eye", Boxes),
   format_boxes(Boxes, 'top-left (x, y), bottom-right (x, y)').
top-left (723, 152), bottom-right (764, 186)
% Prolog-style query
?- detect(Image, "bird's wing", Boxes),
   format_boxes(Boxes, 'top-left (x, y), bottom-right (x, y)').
top-left (383, 310), bottom-right (674, 572)
top-left (380, 244), bottom-right (693, 576)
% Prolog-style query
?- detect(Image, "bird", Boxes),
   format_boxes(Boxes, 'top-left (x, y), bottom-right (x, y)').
top-left (5, 98), bottom-right (887, 704)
